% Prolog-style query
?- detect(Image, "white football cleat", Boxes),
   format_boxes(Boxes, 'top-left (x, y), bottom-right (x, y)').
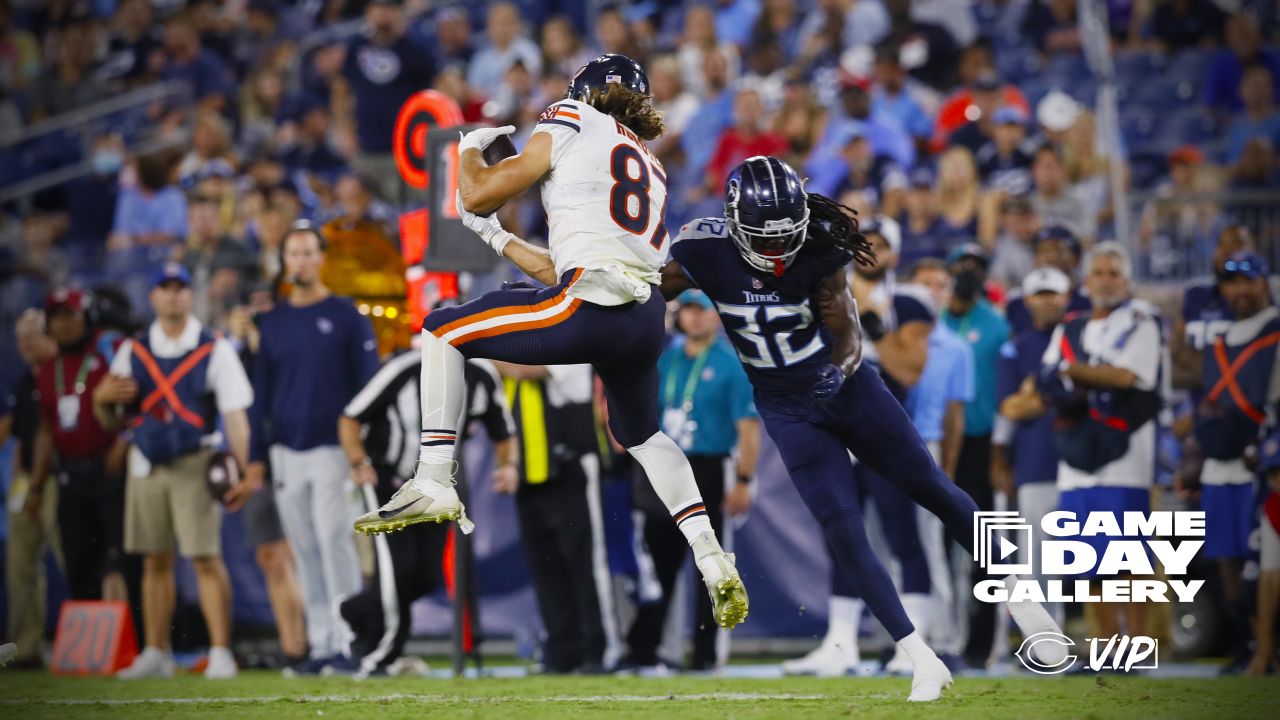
top-left (690, 532), bottom-right (749, 629)
top-left (117, 647), bottom-right (176, 679)
top-left (203, 647), bottom-right (237, 680)
top-left (354, 461), bottom-right (474, 536)
top-left (907, 652), bottom-right (954, 702)
top-left (781, 637), bottom-right (860, 677)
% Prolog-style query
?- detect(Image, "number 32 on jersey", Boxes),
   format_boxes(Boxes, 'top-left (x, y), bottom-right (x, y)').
top-left (609, 144), bottom-right (668, 250)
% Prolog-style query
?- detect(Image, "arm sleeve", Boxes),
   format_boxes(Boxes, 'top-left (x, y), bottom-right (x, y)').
top-left (209, 338), bottom-right (254, 414)
top-left (248, 335), bottom-right (271, 464)
top-left (995, 340), bottom-right (1019, 404)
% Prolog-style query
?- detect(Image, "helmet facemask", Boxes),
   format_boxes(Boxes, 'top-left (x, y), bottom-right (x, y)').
top-left (726, 179), bottom-right (810, 276)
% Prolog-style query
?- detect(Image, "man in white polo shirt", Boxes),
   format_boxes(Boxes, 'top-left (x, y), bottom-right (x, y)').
top-left (93, 262), bottom-right (254, 680)
top-left (1038, 242), bottom-right (1169, 639)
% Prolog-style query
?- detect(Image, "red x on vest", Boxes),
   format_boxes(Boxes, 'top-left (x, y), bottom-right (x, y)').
top-left (130, 341), bottom-right (214, 430)
top-left (1207, 332), bottom-right (1280, 425)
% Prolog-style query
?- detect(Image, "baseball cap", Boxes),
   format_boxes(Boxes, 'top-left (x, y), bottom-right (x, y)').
top-left (946, 242), bottom-right (989, 268)
top-left (677, 290), bottom-right (715, 310)
top-left (993, 105), bottom-right (1028, 125)
top-left (1221, 250), bottom-right (1269, 280)
top-left (1001, 192), bottom-right (1035, 214)
top-left (861, 216), bottom-right (902, 255)
top-left (1168, 145), bottom-right (1204, 166)
top-left (152, 262), bottom-right (193, 289)
top-left (45, 288), bottom-right (88, 313)
top-left (1036, 90), bottom-right (1082, 132)
top-left (1022, 267), bottom-right (1071, 296)
top-left (1033, 225), bottom-right (1082, 258)
top-left (908, 166), bottom-right (935, 189)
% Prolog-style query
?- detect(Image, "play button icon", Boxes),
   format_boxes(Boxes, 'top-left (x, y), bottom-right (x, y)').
top-left (999, 536), bottom-right (1019, 561)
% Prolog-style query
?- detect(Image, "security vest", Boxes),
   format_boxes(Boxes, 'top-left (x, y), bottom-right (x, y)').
top-left (129, 330), bottom-right (218, 465)
top-left (1195, 307), bottom-right (1280, 461)
top-left (504, 377), bottom-right (596, 484)
top-left (1051, 309), bottom-right (1161, 474)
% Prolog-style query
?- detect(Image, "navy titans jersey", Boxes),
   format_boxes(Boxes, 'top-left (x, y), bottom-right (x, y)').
top-left (671, 217), bottom-right (853, 396)
top-left (1182, 278), bottom-right (1235, 352)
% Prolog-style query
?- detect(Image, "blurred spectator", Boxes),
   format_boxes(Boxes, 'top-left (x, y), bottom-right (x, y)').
top-left (1205, 13), bottom-right (1280, 113)
top-left (4, 309), bottom-right (60, 670)
top-left (232, 0), bottom-right (295, 79)
top-left (740, 39), bottom-right (787, 114)
top-left (774, 85), bottom-right (824, 168)
top-left (110, 151), bottom-right (187, 251)
top-left (872, 43), bottom-right (934, 148)
top-left (989, 194), bottom-right (1043, 290)
top-left (678, 4), bottom-right (739, 99)
top-left (31, 11), bottom-right (103, 120)
top-left (468, 2), bottom-right (541, 94)
top-left (178, 110), bottom-right (239, 188)
top-left (911, 0), bottom-right (977, 48)
top-left (252, 200), bottom-right (295, 281)
top-left (940, 243), bottom-right (1009, 667)
top-left (797, 0), bottom-right (889, 56)
top-left (1138, 145), bottom-right (1218, 261)
top-left (647, 54), bottom-right (699, 161)
top-left (1002, 225), bottom-right (1091, 337)
top-left (596, 5), bottom-right (640, 62)
top-left (1029, 143), bottom-right (1093, 243)
top-left (176, 193), bottom-right (258, 328)
top-left (29, 290), bottom-right (130, 603)
top-left (160, 12), bottom-right (235, 114)
top-left (715, 0), bottom-right (764, 47)
top-left (98, 0), bottom-right (162, 86)
top-left (62, 132), bottom-right (124, 250)
top-left (0, 0), bottom-right (41, 92)
top-left (239, 67), bottom-right (288, 156)
top-left (1021, 0), bottom-right (1083, 57)
top-left (991, 267), bottom-right (1071, 629)
top-left (897, 167), bottom-right (951, 268)
top-left (277, 95), bottom-right (348, 178)
top-left (823, 124), bottom-right (906, 213)
top-left (341, 0), bottom-right (437, 201)
top-left (883, 0), bottom-right (959, 91)
top-left (329, 172), bottom-right (395, 230)
top-left (1150, 0), bottom-right (1226, 53)
top-left (680, 47), bottom-right (735, 178)
top-left (976, 106), bottom-right (1033, 195)
top-left (935, 68), bottom-right (1030, 154)
top-left (435, 5), bottom-right (476, 68)
top-left (705, 88), bottom-right (789, 191)
top-left (808, 76), bottom-right (914, 195)
top-left (752, 0), bottom-right (804, 64)
top-left (935, 146), bottom-right (981, 240)
top-left (541, 14), bottom-right (590, 79)
top-left (1034, 90), bottom-right (1082, 149)
top-left (1226, 64), bottom-right (1280, 162)
top-left (100, 264), bottom-right (252, 680)
top-left (1229, 137), bottom-right (1279, 190)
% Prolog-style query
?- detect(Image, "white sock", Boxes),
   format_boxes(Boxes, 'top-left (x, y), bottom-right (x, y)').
top-left (901, 593), bottom-right (934, 643)
top-left (896, 631), bottom-right (937, 666)
top-left (627, 431), bottom-right (713, 544)
top-left (828, 596), bottom-right (862, 654)
top-left (417, 329), bottom-right (468, 465)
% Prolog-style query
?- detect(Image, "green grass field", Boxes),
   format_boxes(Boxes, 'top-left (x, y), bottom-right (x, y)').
top-left (1, 669), bottom-right (1278, 720)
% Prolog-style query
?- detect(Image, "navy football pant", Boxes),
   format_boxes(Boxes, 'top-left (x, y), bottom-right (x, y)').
top-left (422, 270), bottom-right (663, 448)
top-left (829, 464), bottom-right (932, 598)
top-left (757, 363), bottom-right (978, 640)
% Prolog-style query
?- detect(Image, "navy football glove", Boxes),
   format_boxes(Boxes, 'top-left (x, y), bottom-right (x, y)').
top-left (811, 364), bottom-right (845, 402)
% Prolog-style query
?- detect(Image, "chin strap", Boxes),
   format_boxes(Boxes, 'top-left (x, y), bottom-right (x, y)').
top-left (772, 259), bottom-right (786, 277)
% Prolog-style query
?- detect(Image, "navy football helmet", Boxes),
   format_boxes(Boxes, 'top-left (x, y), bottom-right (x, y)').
top-left (725, 156), bottom-right (810, 275)
top-left (565, 54), bottom-right (650, 101)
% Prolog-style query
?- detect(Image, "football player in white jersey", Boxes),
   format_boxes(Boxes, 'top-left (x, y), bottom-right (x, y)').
top-left (354, 55), bottom-right (748, 631)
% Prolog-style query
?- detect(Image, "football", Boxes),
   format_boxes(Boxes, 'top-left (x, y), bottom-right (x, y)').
top-left (205, 451), bottom-right (241, 502)
top-left (482, 133), bottom-right (517, 167)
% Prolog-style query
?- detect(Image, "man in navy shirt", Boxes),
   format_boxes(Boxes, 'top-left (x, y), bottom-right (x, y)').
top-left (246, 223), bottom-right (380, 674)
top-left (1005, 225), bottom-right (1091, 336)
top-left (160, 14), bottom-right (234, 114)
top-left (992, 267), bottom-right (1071, 629)
top-left (341, 0), bottom-right (436, 201)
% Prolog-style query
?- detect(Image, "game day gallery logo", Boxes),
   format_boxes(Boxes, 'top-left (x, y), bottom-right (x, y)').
top-left (971, 510), bottom-right (1207, 604)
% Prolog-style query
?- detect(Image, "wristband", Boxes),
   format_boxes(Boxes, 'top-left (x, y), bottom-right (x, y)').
top-left (488, 229), bottom-right (515, 256)
top-left (859, 311), bottom-right (886, 342)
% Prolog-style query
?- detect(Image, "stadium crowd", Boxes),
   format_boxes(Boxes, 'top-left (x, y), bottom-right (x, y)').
top-left (1, 0), bottom-right (1280, 679)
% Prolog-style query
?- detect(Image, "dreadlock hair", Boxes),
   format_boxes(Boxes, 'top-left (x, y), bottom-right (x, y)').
top-left (805, 192), bottom-right (876, 267)
top-left (587, 84), bottom-right (665, 141)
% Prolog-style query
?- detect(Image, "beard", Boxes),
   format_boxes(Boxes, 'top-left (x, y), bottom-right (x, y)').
top-left (856, 264), bottom-right (888, 282)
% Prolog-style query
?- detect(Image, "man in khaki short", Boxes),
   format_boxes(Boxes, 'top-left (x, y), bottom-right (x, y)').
top-left (93, 263), bottom-right (254, 680)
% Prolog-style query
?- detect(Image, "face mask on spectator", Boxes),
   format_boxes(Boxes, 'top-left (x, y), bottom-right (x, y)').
top-left (92, 150), bottom-right (124, 176)
top-left (952, 269), bottom-right (983, 301)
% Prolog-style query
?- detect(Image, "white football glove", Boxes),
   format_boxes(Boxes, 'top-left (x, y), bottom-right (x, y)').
top-left (458, 125), bottom-right (516, 156)
top-left (455, 191), bottom-right (515, 256)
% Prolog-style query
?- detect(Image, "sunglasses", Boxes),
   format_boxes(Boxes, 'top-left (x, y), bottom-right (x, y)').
top-left (1221, 258), bottom-right (1263, 277)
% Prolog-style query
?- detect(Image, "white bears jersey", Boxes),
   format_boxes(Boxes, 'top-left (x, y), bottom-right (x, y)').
top-left (531, 99), bottom-right (669, 300)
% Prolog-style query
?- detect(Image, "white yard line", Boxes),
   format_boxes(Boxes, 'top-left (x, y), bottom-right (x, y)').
top-left (4, 692), bottom-right (826, 706)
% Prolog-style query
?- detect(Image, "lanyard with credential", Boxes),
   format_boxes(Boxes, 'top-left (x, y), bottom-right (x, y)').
top-left (663, 346), bottom-right (712, 413)
top-left (55, 354), bottom-right (93, 397)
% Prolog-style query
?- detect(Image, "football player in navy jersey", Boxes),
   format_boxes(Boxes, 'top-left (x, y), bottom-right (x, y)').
top-left (658, 156), bottom-right (1066, 701)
